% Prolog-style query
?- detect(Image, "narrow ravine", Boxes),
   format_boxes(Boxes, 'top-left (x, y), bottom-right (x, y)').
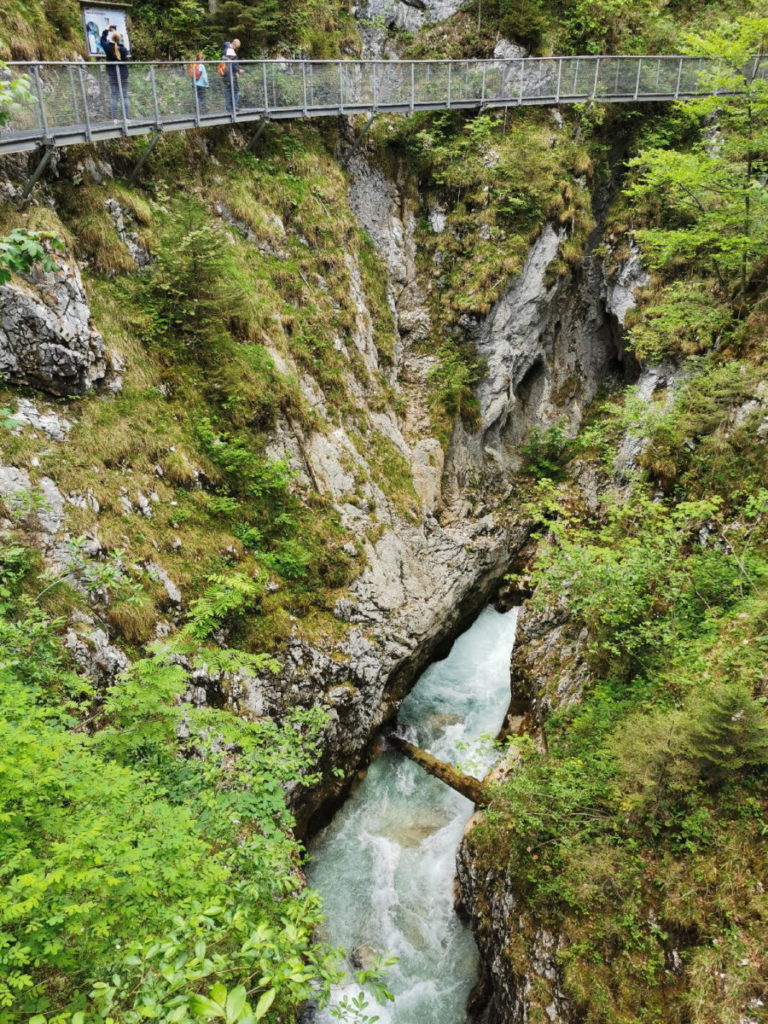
top-left (307, 605), bottom-right (519, 1024)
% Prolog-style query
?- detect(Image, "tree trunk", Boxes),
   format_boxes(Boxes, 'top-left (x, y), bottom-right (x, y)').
top-left (388, 734), bottom-right (489, 806)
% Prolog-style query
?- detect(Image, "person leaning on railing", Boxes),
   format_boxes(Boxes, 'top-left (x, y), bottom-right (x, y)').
top-left (104, 31), bottom-right (130, 120)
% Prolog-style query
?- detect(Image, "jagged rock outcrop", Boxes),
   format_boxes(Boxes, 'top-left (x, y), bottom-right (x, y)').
top-left (602, 241), bottom-right (648, 329)
top-left (0, 258), bottom-right (108, 396)
top-left (231, 511), bottom-right (529, 826)
top-left (0, 464), bottom-right (65, 552)
top-left (65, 620), bottom-right (131, 688)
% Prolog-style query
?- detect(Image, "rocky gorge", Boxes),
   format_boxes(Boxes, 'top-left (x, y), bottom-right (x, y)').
top-left (4, 0), bottom-right (768, 1018)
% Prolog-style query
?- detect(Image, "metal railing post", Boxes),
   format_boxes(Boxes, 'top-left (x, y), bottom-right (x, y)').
top-left (634, 57), bottom-right (642, 99)
top-left (116, 65), bottom-right (128, 132)
top-left (32, 66), bottom-right (50, 142)
top-left (591, 57), bottom-right (600, 99)
top-left (411, 61), bottom-right (415, 111)
top-left (572, 56), bottom-right (580, 95)
top-left (447, 61), bottom-right (452, 107)
top-left (518, 60), bottom-right (525, 103)
top-left (555, 57), bottom-right (563, 102)
top-left (301, 61), bottom-right (308, 113)
top-left (20, 145), bottom-right (54, 201)
top-left (480, 62), bottom-right (486, 105)
top-left (262, 63), bottom-right (270, 115)
top-left (339, 62), bottom-right (345, 112)
top-left (150, 65), bottom-right (161, 128)
top-left (192, 64), bottom-right (201, 126)
top-left (614, 57), bottom-right (621, 95)
top-left (127, 129), bottom-right (161, 185)
top-left (77, 65), bottom-right (92, 141)
top-left (372, 62), bottom-right (378, 109)
top-left (229, 65), bottom-right (237, 122)
top-left (674, 56), bottom-right (683, 98)
top-left (67, 65), bottom-right (79, 123)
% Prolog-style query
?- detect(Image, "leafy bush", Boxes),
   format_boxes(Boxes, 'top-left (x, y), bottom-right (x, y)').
top-left (0, 541), bottom-right (342, 1023)
top-left (427, 343), bottom-right (482, 440)
top-left (0, 64), bottom-right (33, 126)
top-left (521, 422), bottom-right (574, 480)
top-left (685, 682), bottom-right (768, 784)
top-left (0, 229), bottom-right (63, 285)
top-left (145, 217), bottom-right (238, 353)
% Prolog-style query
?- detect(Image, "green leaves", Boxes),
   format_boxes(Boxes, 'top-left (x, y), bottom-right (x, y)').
top-left (0, 229), bottom-right (64, 286)
top-left (624, 18), bottom-right (768, 347)
top-left (0, 65), bottom-right (35, 129)
top-left (0, 533), bottom-right (338, 1024)
top-left (252, 989), bottom-right (276, 1020)
top-left (189, 985), bottom-right (275, 1023)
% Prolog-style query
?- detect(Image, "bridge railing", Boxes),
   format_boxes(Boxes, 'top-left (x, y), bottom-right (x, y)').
top-left (1, 55), bottom-right (765, 154)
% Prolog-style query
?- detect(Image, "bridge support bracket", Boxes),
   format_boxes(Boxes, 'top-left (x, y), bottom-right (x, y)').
top-left (247, 118), bottom-right (270, 152)
top-left (19, 145), bottom-right (55, 204)
top-left (127, 130), bottom-right (163, 186)
top-left (350, 113), bottom-right (377, 156)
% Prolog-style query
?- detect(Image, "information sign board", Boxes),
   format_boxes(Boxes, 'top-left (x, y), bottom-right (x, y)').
top-left (82, 4), bottom-right (132, 57)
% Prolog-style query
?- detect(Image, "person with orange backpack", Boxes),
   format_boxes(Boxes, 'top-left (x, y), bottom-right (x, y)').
top-left (218, 39), bottom-right (241, 113)
top-left (188, 52), bottom-right (210, 114)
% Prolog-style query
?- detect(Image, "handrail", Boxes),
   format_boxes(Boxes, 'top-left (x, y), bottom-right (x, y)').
top-left (0, 54), bottom-right (763, 157)
top-left (0, 54), bottom-right (743, 66)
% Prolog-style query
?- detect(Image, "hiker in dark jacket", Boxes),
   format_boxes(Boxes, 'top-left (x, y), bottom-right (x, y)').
top-left (220, 38), bottom-right (241, 113)
top-left (100, 24), bottom-right (116, 54)
top-left (104, 32), bottom-right (130, 120)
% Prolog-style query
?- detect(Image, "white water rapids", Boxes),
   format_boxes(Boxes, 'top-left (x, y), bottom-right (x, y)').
top-left (306, 605), bottom-right (519, 1024)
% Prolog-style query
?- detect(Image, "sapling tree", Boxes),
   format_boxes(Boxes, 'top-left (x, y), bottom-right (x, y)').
top-left (685, 683), bottom-right (768, 785)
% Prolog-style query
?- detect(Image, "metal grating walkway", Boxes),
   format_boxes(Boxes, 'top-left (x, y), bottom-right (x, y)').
top-left (1, 55), bottom-right (764, 156)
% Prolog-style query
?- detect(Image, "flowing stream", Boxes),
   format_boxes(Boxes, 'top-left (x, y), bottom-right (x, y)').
top-left (307, 605), bottom-right (519, 1024)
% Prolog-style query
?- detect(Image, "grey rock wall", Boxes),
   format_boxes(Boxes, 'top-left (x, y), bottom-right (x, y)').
top-left (354, 0), bottom-right (464, 34)
top-left (443, 219), bottom-right (622, 508)
top-left (457, 834), bottom-right (575, 1024)
top-left (0, 258), bottom-right (108, 396)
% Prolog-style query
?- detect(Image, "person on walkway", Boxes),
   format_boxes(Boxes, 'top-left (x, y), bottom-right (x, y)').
top-left (104, 31), bottom-right (130, 120)
top-left (189, 52), bottom-right (210, 114)
top-left (220, 38), bottom-right (241, 113)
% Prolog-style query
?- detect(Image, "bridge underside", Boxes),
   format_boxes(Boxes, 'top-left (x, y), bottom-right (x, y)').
top-left (1, 92), bottom-right (705, 157)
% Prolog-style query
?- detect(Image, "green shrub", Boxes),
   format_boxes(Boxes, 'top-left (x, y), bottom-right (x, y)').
top-left (521, 422), bottom-right (574, 480)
